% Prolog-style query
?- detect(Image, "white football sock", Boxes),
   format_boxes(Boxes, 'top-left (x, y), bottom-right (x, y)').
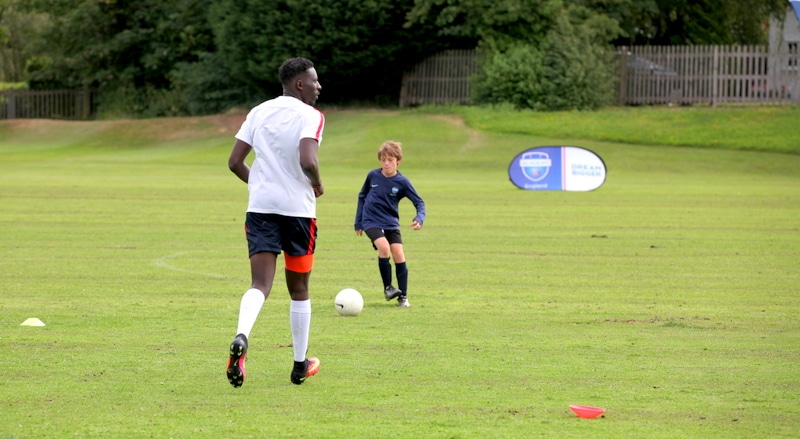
top-left (290, 299), bottom-right (312, 362)
top-left (236, 288), bottom-right (265, 339)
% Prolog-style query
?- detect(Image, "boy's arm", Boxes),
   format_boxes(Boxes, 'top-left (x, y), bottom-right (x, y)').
top-left (354, 174), bottom-right (371, 230)
top-left (411, 200), bottom-right (426, 229)
top-left (406, 181), bottom-right (426, 227)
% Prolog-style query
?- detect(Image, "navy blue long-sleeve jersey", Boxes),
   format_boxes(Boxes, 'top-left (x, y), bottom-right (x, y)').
top-left (354, 169), bottom-right (426, 231)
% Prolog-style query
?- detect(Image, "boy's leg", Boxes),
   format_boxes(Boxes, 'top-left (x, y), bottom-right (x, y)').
top-left (391, 243), bottom-right (410, 307)
top-left (396, 261), bottom-right (408, 298)
top-left (373, 235), bottom-right (393, 283)
top-left (396, 262), bottom-right (410, 307)
top-left (378, 257), bottom-right (393, 289)
top-left (379, 257), bottom-right (403, 300)
top-left (367, 230), bottom-right (401, 301)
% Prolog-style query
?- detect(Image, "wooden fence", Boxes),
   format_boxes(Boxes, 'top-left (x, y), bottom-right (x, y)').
top-left (618, 45), bottom-right (799, 106)
top-left (0, 89), bottom-right (97, 120)
top-left (399, 46), bottom-right (800, 107)
top-left (399, 49), bottom-right (478, 107)
top-left (3, 46), bottom-right (797, 118)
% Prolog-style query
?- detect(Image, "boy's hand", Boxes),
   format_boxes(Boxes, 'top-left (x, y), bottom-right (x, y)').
top-left (411, 221), bottom-right (422, 230)
top-left (355, 229), bottom-right (363, 236)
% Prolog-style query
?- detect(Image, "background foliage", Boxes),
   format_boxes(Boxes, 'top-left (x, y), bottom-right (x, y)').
top-left (0, 0), bottom-right (48, 83)
top-left (606, 0), bottom-right (790, 45)
top-left (209, 0), bottom-right (460, 106)
top-left (411, 1), bottom-right (621, 110)
top-left (0, 0), bottom-right (791, 115)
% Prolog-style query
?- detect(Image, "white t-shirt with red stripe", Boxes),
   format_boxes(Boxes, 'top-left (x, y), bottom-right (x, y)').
top-left (235, 96), bottom-right (325, 218)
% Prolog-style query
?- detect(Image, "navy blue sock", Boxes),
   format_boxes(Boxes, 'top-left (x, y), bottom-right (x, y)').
top-left (396, 262), bottom-right (408, 296)
top-left (378, 257), bottom-right (393, 288)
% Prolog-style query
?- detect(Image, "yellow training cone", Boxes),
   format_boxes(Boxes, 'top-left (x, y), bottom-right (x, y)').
top-left (20, 318), bottom-right (46, 327)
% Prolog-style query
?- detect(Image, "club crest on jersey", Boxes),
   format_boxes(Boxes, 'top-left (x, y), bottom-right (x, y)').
top-left (391, 187), bottom-right (400, 196)
top-left (519, 151), bottom-right (551, 182)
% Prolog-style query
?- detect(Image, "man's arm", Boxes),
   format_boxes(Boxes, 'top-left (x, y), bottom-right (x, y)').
top-left (228, 139), bottom-right (252, 184)
top-left (299, 137), bottom-right (323, 197)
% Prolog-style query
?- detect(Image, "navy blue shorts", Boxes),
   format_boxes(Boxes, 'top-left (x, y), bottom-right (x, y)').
top-left (365, 228), bottom-right (402, 250)
top-left (245, 212), bottom-right (317, 257)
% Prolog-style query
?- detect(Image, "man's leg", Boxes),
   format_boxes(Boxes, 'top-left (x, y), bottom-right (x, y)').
top-left (227, 252), bottom-right (277, 388)
top-left (286, 263), bottom-right (320, 384)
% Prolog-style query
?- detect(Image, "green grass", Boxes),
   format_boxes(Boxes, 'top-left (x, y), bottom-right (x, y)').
top-left (431, 104), bottom-right (800, 154)
top-left (1, 106), bottom-right (799, 438)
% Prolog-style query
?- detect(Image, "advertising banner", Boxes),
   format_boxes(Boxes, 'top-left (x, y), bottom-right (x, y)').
top-left (508, 146), bottom-right (607, 191)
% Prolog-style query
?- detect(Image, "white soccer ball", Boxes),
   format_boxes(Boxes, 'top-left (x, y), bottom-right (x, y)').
top-left (334, 288), bottom-right (363, 316)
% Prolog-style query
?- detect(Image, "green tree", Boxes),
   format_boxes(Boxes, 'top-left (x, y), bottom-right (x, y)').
top-left (598, 0), bottom-right (789, 45)
top-left (17, 0), bottom-right (462, 113)
top-left (209, 0), bottom-right (463, 105)
top-left (411, 0), bottom-right (621, 110)
top-left (472, 44), bottom-right (547, 109)
top-left (24, 0), bottom-right (215, 116)
top-left (407, 0), bottom-right (561, 51)
top-left (0, 0), bottom-right (48, 83)
top-left (539, 10), bottom-right (618, 110)
top-left (578, 0), bottom-right (661, 45)
top-left (170, 51), bottom-right (248, 116)
top-left (11, 0), bottom-right (786, 116)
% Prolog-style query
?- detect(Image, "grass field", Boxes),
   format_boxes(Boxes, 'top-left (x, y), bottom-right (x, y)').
top-left (1, 106), bottom-right (799, 438)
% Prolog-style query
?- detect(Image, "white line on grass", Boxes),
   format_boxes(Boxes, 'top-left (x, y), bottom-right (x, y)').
top-left (154, 250), bottom-right (247, 281)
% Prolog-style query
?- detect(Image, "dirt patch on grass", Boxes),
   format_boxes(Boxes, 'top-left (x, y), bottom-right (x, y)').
top-left (427, 114), bottom-right (485, 153)
top-left (1, 113), bottom-right (248, 143)
top-left (204, 113), bottom-right (247, 134)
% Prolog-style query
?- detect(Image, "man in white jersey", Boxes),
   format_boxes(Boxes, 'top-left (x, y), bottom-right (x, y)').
top-left (226, 57), bottom-right (324, 387)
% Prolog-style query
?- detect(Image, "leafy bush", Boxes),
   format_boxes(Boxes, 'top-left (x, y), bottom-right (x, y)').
top-left (471, 5), bottom-right (619, 111)
top-left (95, 85), bottom-right (186, 119)
top-left (0, 81), bottom-right (28, 91)
top-left (209, 0), bottom-right (457, 105)
top-left (472, 44), bottom-right (547, 110)
top-left (171, 52), bottom-right (255, 116)
top-left (539, 14), bottom-right (617, 110)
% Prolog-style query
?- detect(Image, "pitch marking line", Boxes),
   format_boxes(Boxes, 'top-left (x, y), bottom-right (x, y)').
top-left (154, 250), bottom-right (247, 281)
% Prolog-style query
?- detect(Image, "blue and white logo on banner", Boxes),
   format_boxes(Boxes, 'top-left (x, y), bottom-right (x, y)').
top-left (509, 146), bottom-right (607, 191)
top-left (519, 151), bottom-right (551, 182)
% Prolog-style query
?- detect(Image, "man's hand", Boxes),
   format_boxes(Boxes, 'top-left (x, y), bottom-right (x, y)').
top-left (312, 183), bottom-right (324, 198)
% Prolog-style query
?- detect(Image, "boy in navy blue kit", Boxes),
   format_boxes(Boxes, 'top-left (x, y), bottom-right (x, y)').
top-left (354, 141), bottom-right (426, 307)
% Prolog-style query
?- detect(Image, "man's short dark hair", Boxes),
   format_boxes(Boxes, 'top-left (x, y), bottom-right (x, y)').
top-left (279, 57), bottom-right (314, 85)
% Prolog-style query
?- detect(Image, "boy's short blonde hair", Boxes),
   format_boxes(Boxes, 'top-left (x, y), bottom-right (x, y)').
top-left (378, 141), bottom-right (403, 161)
